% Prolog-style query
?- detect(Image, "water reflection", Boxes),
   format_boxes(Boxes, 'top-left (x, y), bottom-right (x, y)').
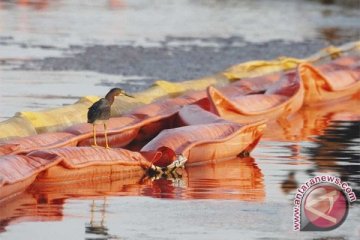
top-left (0, 156), bottom-right (264, 233)
top-left (263, 97), bottom-right (360, 142)
top-left (135, 157), bottom-right (265, 201)
top-left (275, 119), bottom-right (360, 202)
top-left (0, 0), bottom-right (124, 10)
top-left (27, 157), bottom-right (264, 201)
top-left (85, 198), bottom-right (121, 240)
top-left (0, 191), bottom-right (64, 233)
top-left (281, 171), bottom-right (298, 194)
top-left (304, 120), bottom-right (360, 198)
top-left (16, 0), bottom-right (49, 10)
top-left (263, 97), bottom-right (360, 201)
top-left (0, 0), bottom-right (49, 10)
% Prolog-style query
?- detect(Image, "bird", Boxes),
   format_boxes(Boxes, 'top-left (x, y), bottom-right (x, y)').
top-left (87, 88), bottom-right (134, 148)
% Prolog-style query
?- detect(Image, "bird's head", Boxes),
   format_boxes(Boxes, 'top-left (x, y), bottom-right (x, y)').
top-left (105, 88), bottom-right (134, 100)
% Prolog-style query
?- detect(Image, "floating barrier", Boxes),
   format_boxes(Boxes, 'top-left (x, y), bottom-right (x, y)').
top-left (223, 41), bottom-right (360, 81)
top-left (0, 116), bottom-right (36, 142)
top-left (222, 57), bottom-right (301, 81)
top-left (0, 117), bottom-right (264, 200)
top-left (0, 132), bottom-right (77, 155)
top-left (0, 92), bottom-right (206, 155)
top-left (208, 55), bottom-right (360, 123)
top-left (306, 41), bottom-right (360, 64)
top-left (0, 98), bottom-right (265, 200)
top-left (0, 76), bottom-right (228, 141)
top-left (142, 105), bottom-right (266, 166)
top-left (300, 56), bottom-right (360, 104)
top-left (0, 42), bottom-right (360, 202)
top-left (16, 96), bottom-right (100, 134)
top-left (0, 154), bottom-right (59, 200)
top-left (207, 70), bottom-right (304, 123)
top-left (1, 41), bottom-right (358, 141)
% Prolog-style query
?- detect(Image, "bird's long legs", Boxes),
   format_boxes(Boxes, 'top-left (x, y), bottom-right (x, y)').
top-left (104, 122), bottom-right (110, 149)
top-left (92, 124), bottom-right (98, 147)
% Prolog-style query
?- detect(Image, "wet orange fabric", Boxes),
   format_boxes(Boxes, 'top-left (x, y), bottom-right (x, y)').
top-left (0, 147), bottom-right (150, 200)
top-left (0, 155), bottom-right (60, 187)
top-left (139, 105), bottom-right (266, 167)
top-left (300, 56), bottom-right (360, 105)
top-left (177, 105), bottom-right (222, 126)
top-left (34, 164), bottom-right (145, 187)
top-left (28, 147), bottom-right (150, 169)
top-left (71, 116), bottom-right (140, 148)
top-left (142, 121), bottom-right (265, 165)
top-left (0, 177), bottom-right (38, 204)
top-left (0, 132), bottom-right (77, 156)
top-left (25, 147), bottom-right (149, 185)
top-left (217, 73), bottom-right (281, 97)
top-left (207, 70), bottom-right (304, 123)
top-left (142, 105), bottom-right (266, 165)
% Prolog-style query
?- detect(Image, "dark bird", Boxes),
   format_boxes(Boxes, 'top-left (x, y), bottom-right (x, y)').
top-left (87, 88), bottom-right (134, 148)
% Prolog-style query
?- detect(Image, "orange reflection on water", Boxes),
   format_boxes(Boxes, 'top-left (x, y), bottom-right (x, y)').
top-left (129, 157), bottom-right (265, 201)
top-left (17, 0), bottom-right (49, 10)
top-left (264, 97), bottom-right (360, 197)
top-left (185, 157), bottom-right (264, 201)
top-left (0, 191), bottom-right (63, 233)
top-left (263, 97), bottom-right (360, 142)
top-left (0, 157), bottom-right (264, 232)
top-left (0, 175), bottom-right (143, 233)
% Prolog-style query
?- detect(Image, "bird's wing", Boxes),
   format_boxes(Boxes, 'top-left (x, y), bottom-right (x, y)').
top-left (87, 100), bottom-right (106, 123)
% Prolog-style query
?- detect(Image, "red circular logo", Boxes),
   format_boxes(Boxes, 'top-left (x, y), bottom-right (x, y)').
top-left (303, 185), bottom-right (348, 230)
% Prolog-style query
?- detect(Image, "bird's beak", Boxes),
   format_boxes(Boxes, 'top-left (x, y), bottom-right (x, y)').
top-left (123, 92), bottom-right (135, 98)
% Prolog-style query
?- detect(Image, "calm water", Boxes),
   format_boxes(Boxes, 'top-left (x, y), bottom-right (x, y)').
top-left (0, 0), bottom-right (359, 49)
top-left (0, 0), bottom-right (360, 239)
